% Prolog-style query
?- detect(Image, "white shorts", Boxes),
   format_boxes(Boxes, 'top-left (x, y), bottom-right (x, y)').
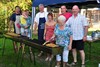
top-left (56, 49), bottom-right (69, 62)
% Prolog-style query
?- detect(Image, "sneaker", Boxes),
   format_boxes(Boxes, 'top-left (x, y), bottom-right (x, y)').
top-left (81, 64), bottom-right (85, 67)
top-left (66, 63), bottom-right (70, 67)
top-left (38, 51), bottom-right (43, 57)
top-left (70, 62), bottom-right (77, 66)
top-left (49, 55), bottom-right (53, 61)
top-left (55, 65), bottom-right (60, 67)
top-left (45, 57), bottom-right (49, 61)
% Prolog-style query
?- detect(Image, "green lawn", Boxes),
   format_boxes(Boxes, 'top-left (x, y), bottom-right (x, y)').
top-left (0, 36), bottom-right (100, 67)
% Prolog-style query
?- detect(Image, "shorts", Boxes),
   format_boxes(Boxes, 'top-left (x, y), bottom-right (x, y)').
top-left (72, 40), bottom-right (84, 50)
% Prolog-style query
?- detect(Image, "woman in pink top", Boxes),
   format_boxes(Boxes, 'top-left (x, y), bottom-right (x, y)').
top-left (44, 13), bottom-right (56, 61)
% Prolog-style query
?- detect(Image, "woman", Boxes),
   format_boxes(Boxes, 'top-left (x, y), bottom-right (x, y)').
top-left (44, 13), bottom-right (56, 61)
top-left (49, 15), bottom-right (73, 67)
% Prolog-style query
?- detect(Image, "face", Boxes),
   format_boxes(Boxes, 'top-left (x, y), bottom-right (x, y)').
top-left (26, 11), bottom-right (30, 16)
top-left (22, 11), bottom-right (27, 16)
top-left (15, 7), bottom-right (21, 14)
top-left (57, 20), bottom-right (65, 26)
top-left (72, 6), bottom-right (79, 15)
top-left (39, 5), bottom-right (44, 12)
top-left (48, 15), bottom-right (53, 21)
top-left (61, 6), bottom-right (67, 14)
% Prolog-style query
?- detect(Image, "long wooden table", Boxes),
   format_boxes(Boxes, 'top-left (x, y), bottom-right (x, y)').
top-left (2, 33), bottom-right (63, 67)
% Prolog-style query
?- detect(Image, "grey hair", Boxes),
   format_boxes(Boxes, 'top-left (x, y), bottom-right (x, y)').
top-left (58, 15), bottom-right (66, 22)
top-left (39, 4), bottom-right (44, 7)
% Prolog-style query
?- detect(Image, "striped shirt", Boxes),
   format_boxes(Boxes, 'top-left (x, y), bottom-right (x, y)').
top-left (66, 13), bottom-right (88, 40)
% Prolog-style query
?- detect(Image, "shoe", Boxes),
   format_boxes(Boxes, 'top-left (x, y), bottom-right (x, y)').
top-left (81, 64), bottom-right (85, 67)
top-left (70, 62), bottom-right (77, 66)
top-left (49, 55), bottom-right (53, 61)
top-left (45, 57), bottom-right (49, 61)
top-left (66, 63), bottom-right (70, 67)
top-left (55, 65), bottom-right (60, 67)
top-left (38, 51), bottom-right (43, 57)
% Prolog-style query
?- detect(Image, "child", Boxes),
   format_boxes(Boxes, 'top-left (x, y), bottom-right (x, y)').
top-left (20, 10), bottom-right (29, 36)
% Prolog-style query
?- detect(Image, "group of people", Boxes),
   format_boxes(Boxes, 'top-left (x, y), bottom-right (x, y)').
top-left (33, 4), bottom-right (88, 67)
top-left (9, 6), bottom-right (31, 37)
top-left (9, 6), bottom-right (32, 52)
top-left (9, 4), bottom-right (88, 67)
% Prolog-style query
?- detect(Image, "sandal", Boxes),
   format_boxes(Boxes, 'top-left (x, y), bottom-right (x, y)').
top-left (81, 64), bottom-right (85, 67)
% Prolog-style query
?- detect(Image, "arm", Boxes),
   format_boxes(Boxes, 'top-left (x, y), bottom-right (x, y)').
top-left (68, 35), bottom-right (73, 50)
top-left (83, 26), bottom-right (88, 41)
top-left (83, 16), bottom-right (89, 41)
top-left (33, 22), bottom-right (38, 35)
top-left (44, 23), bottom-right (47, 38)
top-left (9, 20), bottom-right (14, 32)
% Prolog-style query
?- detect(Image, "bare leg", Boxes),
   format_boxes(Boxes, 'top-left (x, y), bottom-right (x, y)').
top-left (72, 49), bottom-right (77, 62)
top-left (79, 50), bottom-right (85, 64)
top-left (55, 61), bottom-right (60, 67)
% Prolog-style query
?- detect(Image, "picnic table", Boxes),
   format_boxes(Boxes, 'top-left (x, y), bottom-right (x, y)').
top-left (2, 33), bottom-right (63, 67)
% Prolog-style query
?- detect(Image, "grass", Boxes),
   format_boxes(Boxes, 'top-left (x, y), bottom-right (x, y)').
top-left (0, 35), bottom-right (100, 67)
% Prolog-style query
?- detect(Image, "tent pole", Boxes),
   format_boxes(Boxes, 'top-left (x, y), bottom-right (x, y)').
top-left (31, 7), bottom-right (36, 39)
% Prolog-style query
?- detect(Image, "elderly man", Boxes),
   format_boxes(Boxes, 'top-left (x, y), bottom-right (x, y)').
top-left (34, 4), bottom-right (48, 56)
top-left (34, 4), bottom-right (48, 44)
top-left (60, 5), bottom-right (72, 22)
top-left (66, 5), bottom-right (88, 67)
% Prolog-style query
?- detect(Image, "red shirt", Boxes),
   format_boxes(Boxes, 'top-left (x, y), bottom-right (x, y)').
top-left (60, 12), bottom-right (72, 22)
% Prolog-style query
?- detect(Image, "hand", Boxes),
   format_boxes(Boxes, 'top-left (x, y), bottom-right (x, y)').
top-left (33, 30), bottom-right (37, 35)
top-left (68, 45), bottom-right (72, 50)
top-left (24, 26), bottom-right (28, 29)
top-left (83, 36), bottom-right (87, 42)
top-left (8, 29), bottom-right (11, 32)
top-left (44, 35), bottom-right (45, 40)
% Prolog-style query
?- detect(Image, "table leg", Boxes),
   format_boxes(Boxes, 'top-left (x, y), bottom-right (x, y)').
top-left (89, 42), bottom-right (92, 60)
top-left (2, 37), bottom-right (6, 56)
top-left (61, 53), bottom-right (63, 67)
top-left (50, 55), bottom-right (55, 67)
top-left (29, 47), bottom-right (36, 65)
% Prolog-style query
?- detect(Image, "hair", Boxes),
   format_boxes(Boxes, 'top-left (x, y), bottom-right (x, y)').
top-left (15, 6), bottom-right (20, 9)
top-left (39, 4), bottom-right (44, 7)
top-left (58, 15), bottom-right (66, 22)
top-left (47, 13), bottom-right (53, 18)
top-left (15, 6), bottom-right (21, 14)
top-left (61, 5), bottom-right (66, 9)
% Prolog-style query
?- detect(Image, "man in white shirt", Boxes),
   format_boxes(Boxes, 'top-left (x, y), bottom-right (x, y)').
top-left (34, 4), bottom-right (48, 43)
top-left (34, 4), bottom-right (48, 56)
top-left (66, 5), bottom-right (88, 67)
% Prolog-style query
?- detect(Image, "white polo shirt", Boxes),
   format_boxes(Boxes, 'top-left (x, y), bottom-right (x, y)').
top-left (34, 12), bottom-right (48, 25)
top-left (66, 13), bottom-right (89, 40)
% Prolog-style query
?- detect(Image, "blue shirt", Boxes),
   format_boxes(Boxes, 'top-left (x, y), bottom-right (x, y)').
top-left (54, 24), bottom-right (72, 49)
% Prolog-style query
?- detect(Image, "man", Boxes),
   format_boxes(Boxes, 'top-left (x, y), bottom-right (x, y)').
top-left (34, 4), bottom-right (48, 56)
top-left (60, 5), bottom-right (72, 22)
top-left (9, 6), bottom-right (21, 53)
top-left (9, 6), bottom-right (21, 34)
top-left (66, 5), bottom-right (88, 67)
